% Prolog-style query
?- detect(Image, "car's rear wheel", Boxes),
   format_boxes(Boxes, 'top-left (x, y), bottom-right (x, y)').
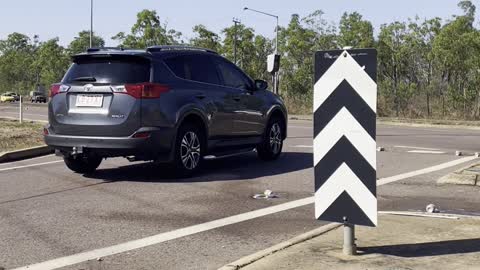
top-left (171, 123), bottom-right (204, 178)
top-left (257, 117), bottom-right (284, 161)
top-left (64, 155), bottom-right (102, 174)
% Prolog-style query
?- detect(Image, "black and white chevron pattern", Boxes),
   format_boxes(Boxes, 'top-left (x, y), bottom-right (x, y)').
top-left (314, 49), bottom-right (377, 227)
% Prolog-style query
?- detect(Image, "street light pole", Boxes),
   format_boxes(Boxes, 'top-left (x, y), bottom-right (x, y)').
top-left (90, 0), bottom-right (93, 48)
top-left (275, 16), bottom-right (279, 54)
top-left (243, 7), bottom-right (280, 94)
top-left (243, 7), bottom-right (279, 53)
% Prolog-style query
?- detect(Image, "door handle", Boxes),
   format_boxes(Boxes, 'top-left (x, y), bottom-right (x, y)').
top-left (195, 93), bottom-right (206, 99)
top-left (233, 96), bottom-right (241, 101)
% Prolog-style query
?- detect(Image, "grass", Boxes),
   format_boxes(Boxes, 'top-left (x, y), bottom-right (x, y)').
top-left (0, 119), bottom-right (45, 154)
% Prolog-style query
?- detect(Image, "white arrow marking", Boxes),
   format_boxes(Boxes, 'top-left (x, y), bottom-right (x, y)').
top-left (315, 163), bottom-right (377, 225)
top-left (314, 50), bottom-right (377, 113)
top-left (314, 107), bottom-right (376, 168)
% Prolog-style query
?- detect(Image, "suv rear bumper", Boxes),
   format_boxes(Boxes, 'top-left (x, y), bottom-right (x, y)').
top-left (44, 127), bottom-right (175, 162)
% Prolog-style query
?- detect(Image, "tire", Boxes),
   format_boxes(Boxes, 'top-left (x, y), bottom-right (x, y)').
top-left (171, 122), bottom-right (205, 177)
top-left (257, 117), bottom-right (284, 161)
top-left (64, 155), bottom-right (102, 174)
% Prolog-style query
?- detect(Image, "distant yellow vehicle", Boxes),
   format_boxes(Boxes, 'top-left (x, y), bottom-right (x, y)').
top-left (0, 93), bottom-right (15, 102)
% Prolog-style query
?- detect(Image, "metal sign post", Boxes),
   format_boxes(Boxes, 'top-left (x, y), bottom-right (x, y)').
top-left (19, 95), bottom-right (23, 124)
top-left (343, 217), bottom-right (356, 255)
top-left (313, 49), bottom-right (378, 255)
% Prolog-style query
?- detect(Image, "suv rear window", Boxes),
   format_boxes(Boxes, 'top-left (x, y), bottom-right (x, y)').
top-left (63, 56), bottom-right (151, 84)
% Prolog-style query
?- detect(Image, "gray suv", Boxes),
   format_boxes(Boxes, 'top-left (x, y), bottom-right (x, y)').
top-left (44, 46), bottom-right (287, 176)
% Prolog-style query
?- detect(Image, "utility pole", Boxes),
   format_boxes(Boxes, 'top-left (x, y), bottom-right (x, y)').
top-left (233, 18), bottom-right (241, 65)
top-left (90, 0), bottom-right (93, 48)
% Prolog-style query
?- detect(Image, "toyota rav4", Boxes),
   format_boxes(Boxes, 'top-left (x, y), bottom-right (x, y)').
top-left (44, 46), bottom-right (287, 176)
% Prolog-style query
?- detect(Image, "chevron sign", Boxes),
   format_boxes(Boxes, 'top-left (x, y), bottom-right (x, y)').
top-left (314, 49), bottom-right (377, 227)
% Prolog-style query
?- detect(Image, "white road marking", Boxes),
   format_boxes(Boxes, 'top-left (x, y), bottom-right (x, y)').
top-left (293, 145), bottom-right (313, 148)
top-left (288, 125), bottom-right (311, 129)
top-left (407, 150), bottom-right (446, 154)
top-left (394, 145), bottom-right (440, 151)
top-left (12, 156), bottom-right (477, 270)
top-left (12, 197), bottom-right (315, 270)
top-left (377, 156), bottom-right (476, 186)
top-left (0, 160), bottom-right (62, 172)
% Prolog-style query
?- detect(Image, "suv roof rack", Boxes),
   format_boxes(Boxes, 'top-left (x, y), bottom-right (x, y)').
top-left (87, 47), bottom-right (126, 53)
top-left (146, 45), bottom-right (218, 54)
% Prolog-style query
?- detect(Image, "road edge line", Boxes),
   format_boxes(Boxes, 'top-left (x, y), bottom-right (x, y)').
top-left (218, 222), bottom-right (341, 270)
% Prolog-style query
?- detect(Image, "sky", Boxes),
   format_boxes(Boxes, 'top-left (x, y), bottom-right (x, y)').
top-left (0, 0), bottom-right (471, 47)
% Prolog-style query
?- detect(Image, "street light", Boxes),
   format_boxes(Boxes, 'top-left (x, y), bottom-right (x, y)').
top-left (243, 7), bottom-right (280, 94)
top-left (90, 0), bottom-right (93, 48)
top-left (243, 7), bottom-right (279, 53)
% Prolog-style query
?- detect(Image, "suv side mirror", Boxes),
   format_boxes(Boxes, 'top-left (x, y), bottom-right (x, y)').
top-left (254, 80), bottom-right (268, 91)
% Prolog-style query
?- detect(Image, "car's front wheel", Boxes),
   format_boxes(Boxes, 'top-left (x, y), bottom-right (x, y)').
top-left (257, 117), bottom-right (284, 161)
top-left (64, 155), bottom-right (102, 174)
top-left (171, 123), bottom-right (205, 177)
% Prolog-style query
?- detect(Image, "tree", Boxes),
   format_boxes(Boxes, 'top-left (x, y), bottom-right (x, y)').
top-left (190, 24), bottom-right (221, 52)
top-left (0, 33), bottom-right (37, 95)
top-left (432, 1), bottom-right (479, 118)
top-left (221, 23), bottom-right (255, 67)
top-left (377, 22), bottom-right (410, 116)
top-left (68, 31), bottom-right (104, 55)
top-left (338, 12), bottom-right (375, 48)
top-left (302, 10), bottom-right (337, 50)
top-left (277, 13), bottom-right (318, 108)
top-left (0, 32), bottom-right (31, 52)
top-left (33, 38), bottom-right (70, 88)
top-left (112, 9), bottom-right (182, 48)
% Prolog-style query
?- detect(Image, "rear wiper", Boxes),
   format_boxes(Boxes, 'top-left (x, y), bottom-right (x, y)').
top-left (71, 76), bottom-right (97, 82)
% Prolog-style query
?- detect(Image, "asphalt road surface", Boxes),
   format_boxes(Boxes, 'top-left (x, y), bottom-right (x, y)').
top-left (1, 114), bottom-right (480, 269)
top-left (0, 102), bottom-right (48, 122)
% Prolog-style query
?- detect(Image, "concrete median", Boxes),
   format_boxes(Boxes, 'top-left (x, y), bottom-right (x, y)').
top-left (222, 213), bottom-right (480, 270)
top-left (0, 145), bottom-right (54, 163)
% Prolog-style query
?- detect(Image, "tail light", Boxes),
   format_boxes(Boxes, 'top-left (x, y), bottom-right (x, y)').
top-left (43, 128), bottom-right (49, 135)
top-left (50, 84), bottom-right (70, 97)
top-left (112, 83), bottom-right (170, 99)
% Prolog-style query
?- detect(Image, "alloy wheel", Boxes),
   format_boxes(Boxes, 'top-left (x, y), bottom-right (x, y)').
top-left (269, 123), bottom-right (282, 155)
top-left (180, 131), bottom-right (201, 170)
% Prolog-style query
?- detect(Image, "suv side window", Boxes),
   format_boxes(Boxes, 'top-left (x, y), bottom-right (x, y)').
top-left (164, 54), bottom-right (220, 85)
top-left (215, 58), bottom-right (253, 90)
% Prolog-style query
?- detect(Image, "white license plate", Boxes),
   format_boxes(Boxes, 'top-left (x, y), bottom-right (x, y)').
top-left (75, 94), bottom-right (103, 107)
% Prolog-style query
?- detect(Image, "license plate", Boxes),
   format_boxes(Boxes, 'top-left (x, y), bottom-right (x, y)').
top-left (76, 94), bottom-right (103, 107)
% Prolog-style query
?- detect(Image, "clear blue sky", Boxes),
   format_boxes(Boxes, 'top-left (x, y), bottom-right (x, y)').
top-left (0, 0), bottom-right (470, 46)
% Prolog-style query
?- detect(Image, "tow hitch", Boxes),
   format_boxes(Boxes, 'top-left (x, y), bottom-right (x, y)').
top-left (72, 146), bottom-right (84, 155)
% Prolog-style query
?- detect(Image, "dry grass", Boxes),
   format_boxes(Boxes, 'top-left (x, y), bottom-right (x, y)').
top-left (0, 119), bottom-right (45, 154)
top-left (378, 117), bottom-right (480, 127)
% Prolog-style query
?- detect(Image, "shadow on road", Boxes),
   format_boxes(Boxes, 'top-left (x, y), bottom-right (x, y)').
top-left (86, 152), bottom-right (312, 183)
top-left (358, 238), bottom-right (480, 257)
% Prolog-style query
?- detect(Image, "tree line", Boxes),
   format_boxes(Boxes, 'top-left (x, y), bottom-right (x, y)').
top-left (1, 0), bottom-right (479, 118)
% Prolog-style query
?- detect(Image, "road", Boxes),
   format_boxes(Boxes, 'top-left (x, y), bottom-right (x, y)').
top-left (0, 102), bottom-right (48, 122)
top-left (1, 114), bottom-right (480, 269)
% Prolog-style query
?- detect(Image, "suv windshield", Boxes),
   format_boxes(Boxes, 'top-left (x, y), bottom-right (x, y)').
top-left (63, 56), bottom-right (151, 85)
